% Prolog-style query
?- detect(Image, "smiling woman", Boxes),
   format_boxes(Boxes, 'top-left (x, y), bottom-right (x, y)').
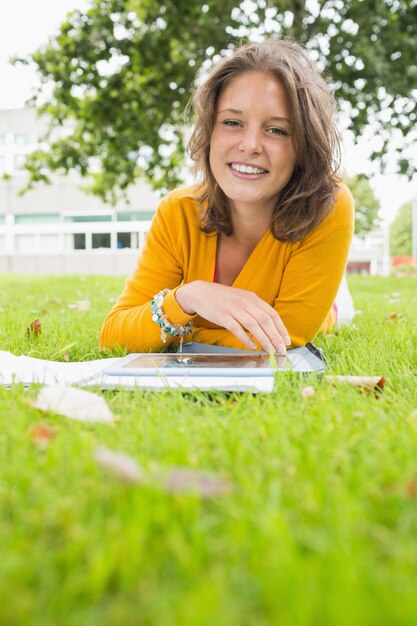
top-left (99, 39), bottom-right (354, 354)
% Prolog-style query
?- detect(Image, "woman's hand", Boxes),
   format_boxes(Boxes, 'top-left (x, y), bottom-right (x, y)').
top-left (175, 280), bottom-right (290, 354)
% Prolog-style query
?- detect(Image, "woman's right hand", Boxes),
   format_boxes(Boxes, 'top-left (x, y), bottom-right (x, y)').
top-left (175, 280), bottom-right (291, 354)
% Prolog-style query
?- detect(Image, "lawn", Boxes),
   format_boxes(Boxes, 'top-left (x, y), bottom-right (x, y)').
top-left (0, 273), bottom-right (416, 626)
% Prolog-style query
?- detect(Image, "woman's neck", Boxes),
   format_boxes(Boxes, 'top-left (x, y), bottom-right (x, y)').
top-left (230, 203), bottom-right (273, 247)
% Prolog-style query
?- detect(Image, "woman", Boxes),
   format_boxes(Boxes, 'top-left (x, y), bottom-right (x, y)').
top-left (99, 39), bottom-right (354, 354)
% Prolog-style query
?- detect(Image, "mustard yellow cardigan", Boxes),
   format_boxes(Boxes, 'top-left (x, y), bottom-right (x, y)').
top-left (99, 183), bottom-right (354, 352)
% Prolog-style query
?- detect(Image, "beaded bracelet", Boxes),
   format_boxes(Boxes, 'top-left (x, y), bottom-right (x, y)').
top-left (151, 289), bottom-right (193, 352)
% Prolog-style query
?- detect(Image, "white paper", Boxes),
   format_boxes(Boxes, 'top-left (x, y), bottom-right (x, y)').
top-left (0, 350), bottom-right (119, 386)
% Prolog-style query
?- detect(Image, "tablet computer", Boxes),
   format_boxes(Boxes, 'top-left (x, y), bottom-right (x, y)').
top-left (104, 352), bottom-right (288, 377)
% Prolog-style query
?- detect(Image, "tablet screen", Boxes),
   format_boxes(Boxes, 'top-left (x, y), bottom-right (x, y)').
top-left (121, 353), bottom-right (289, 370)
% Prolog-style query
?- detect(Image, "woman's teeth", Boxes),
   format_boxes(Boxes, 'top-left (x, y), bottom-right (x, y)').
top-left (230, 163), bottom-right (267, 174)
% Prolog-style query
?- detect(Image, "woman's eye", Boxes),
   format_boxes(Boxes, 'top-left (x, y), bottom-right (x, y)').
top-left (268, 127), bottom-right (288, 136)
top-left (223, 120), bottom-right (241, 127)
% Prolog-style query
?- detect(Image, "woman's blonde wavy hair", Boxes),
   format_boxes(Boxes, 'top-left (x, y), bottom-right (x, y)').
top-left (187, 38), bottom-right (341, 243)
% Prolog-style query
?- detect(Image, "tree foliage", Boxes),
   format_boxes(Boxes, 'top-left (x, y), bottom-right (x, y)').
top-left (344, 174), bottom-right (380, 236)
top-left (390, 201), bottom-right (413, 257)
top-left (17, 0), bottom-right (417, 204)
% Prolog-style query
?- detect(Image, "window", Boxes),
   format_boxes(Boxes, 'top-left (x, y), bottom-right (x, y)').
top-left (73, 234), bottom-right (86, 250)
top-left (0, 134), bottom-right (5, 145)
top-left (14, 214), bottom-right (60, 224)
top-left (64, 215), bottom-right (112, 223)
top-left (117, 232), bottom-right (132, 249)
top-left (15, 234), bottom-right (35, 252)
top-left (0, 215), bottom-right (5, 224)
top-left (40, 234), bottom-right (61, 253)
top-left (92, 233), bottom-right (111, 249)
top-left (14, 134), bottom-right (29, 145)
top-left (117, 211), bottom-right (155, 221)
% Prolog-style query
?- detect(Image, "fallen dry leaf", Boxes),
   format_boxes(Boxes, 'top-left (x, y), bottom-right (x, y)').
top-left (29, 423), bottom-right (55, 450)
top-left (407, 480), bottom-right (417, 498)
top-left (301, 386), bottom-right (315, 399)
top-left (69, 300), bottom-right (91, 311)
top-left (324, 375), bottom-right (385, 393)
top-left (385, 311), bottom-right (401, 320)
top-left (160, 467), bottom-right (232, 498)
top-left (26, 319), bottom-right (41, 337)
top-left (62, 353), bottom-right (70, 362)
top-left (94, 447), bottom-right (143, 483)
top-left (94, 447), bottom-right (232, 498)
top-left (33, 385), bottom-right (113, 423)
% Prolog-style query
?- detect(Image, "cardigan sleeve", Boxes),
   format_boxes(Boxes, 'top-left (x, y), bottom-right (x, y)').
top-left (275, 181), bottom-right (355, 347)
top-left (99, 193), bottom-right (195, 352)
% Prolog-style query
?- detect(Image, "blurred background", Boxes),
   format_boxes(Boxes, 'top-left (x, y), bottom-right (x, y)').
top-left (1, 0), bottom-right (416, 276)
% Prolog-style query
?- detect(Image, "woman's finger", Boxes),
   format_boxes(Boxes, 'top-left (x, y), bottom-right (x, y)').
top-left (253, 298), bottom-right (291, 345)
top-left (237, 309), bottom-right (287, 354)
top-left (222, 316), bottom-right (257, 350)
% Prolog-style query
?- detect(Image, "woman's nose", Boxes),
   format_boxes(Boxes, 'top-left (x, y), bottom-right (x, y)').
top-left (238, 126), bottom-right (262, 154)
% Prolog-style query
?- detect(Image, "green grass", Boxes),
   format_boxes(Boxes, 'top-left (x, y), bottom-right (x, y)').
top-left (0, 273), bottom-right (416, 626)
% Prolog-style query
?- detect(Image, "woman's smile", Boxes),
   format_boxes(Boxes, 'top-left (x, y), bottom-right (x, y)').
top-left (228, 162), bottom-right (269, 177)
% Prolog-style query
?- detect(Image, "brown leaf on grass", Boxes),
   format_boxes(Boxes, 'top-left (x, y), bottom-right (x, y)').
top-left (301, 386), bottom-right (315, 399)
top-left (94, 447), bottom-right (143, 483)
top-left (26, 319), bottom-right (41, 337)
top-left (324, 375), bottom-right (386, 393)
top-left (385, 312), bottom-right (403, 321)
top-left (407, 480), bottom-right (417, 498)
top-left (94, 447), bottom-right (232, 497)
top-left (29, 423), bottom-right (55, 450)
top-left (62, 353), bottom-right (70, 362)
top-left (33, 385), bottom-right (113, 423)
top-left (161, 467), bottom-right (232, 498)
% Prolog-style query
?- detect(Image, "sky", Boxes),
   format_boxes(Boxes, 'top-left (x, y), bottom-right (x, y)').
top-left (1, 0), bottom-right (415, 225)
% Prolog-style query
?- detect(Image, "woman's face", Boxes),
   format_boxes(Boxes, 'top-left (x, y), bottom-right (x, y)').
top-left (209, 71), bottom-right (297, 216)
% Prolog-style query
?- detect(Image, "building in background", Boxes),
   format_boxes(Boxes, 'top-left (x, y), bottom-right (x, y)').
top-left (346, 228), bottom-right (390, 276)
top-left (1, 108), bottom-right (392, 276)
top-left (0, 107), bottom-right (159, 274)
